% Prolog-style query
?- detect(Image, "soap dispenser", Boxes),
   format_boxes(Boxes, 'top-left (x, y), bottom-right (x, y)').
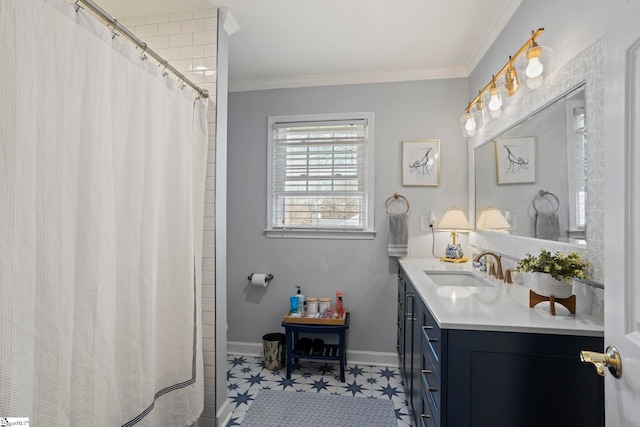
top-left (296, 286), bottom-right (304, 314)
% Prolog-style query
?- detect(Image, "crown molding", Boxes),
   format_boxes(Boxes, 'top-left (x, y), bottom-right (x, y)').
top-left (229, 67), bottom-right (468, 92)
top-left (463, 0), bottom-right (523, 74)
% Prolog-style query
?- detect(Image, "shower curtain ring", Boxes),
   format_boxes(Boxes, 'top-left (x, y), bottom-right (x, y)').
top-left (140, 43), bottom-right (148, 61)
top-left (74, 1), bottom-right (84, 12)
top-left (111, 20), bottom-right (119, 39)
top-left (161, 62), bottom-right (169, 77)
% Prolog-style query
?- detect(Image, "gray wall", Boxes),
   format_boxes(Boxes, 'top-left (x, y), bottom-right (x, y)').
top-left (227, 79), bottom-right (468, 353)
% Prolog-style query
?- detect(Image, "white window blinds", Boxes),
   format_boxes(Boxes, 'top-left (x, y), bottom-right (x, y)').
top-left (267, 113), bottom-right (374, 235)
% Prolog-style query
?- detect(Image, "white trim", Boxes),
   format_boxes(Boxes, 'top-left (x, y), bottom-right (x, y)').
top-left (230, 67), bottom-right (467, 92)
top-left (266, 112), bottom-right (375, 238)
top-left (216, 400), bottom-right (234, 427)
top-left (226, 342), bottom-right (399, 368)
top-left (227, 341), bottom-right (263, 356)
top-left (265, 230), bottom-right (375, 240)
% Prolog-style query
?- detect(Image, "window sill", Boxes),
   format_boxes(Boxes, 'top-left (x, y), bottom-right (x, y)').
top-left (265, 229), bottom-right (376, 240)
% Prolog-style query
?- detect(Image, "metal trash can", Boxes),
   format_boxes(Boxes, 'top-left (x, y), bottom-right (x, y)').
top-left (262, 332), bottom-right (286, 371)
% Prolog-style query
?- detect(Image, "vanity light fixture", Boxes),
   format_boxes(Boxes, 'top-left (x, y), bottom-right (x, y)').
top-left (461, 28), bottom-right (548, 138)
top-left (476, 206), bottom-right (511, 232)
top-left (438, 207), bottom-right (471, 262)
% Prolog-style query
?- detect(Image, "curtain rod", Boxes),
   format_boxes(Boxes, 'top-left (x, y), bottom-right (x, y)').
top-left (75, 0), bottom-right (209, 99)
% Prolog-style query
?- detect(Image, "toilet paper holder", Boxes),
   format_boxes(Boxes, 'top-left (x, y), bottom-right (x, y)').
top-left (248, 273), bottom-right (274, 282)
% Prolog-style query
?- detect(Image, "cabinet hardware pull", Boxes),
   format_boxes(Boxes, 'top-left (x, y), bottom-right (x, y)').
top-left (421, 414), bottom-right (431, 419)
top-left (428, 338), bottom-right (438, 343)
top-left (422, 369), bottom-right (432, 374)
top-left (428, 387), bottom-right (439, 392)
top-left (423, 325), bottom-right (433, 330)
top-left (396, 345), bottom-right (401, 349)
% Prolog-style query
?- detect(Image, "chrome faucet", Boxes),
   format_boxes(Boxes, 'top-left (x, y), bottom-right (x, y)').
top-left (474, 252), bottom-right (503, 280)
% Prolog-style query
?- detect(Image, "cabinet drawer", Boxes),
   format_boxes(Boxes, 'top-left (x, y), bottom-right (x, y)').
top-left (421, 308), bottom-right (441, 367)
top-left (421, 343), bottom-right (441, 424)
top-left (419, 389), bottom-right (438, 427)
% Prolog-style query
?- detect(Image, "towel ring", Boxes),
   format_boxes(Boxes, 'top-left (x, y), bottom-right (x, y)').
top-left (533, 190), bottom-right (559, 213)
top-left (385, 192), bottom-right (410, 214)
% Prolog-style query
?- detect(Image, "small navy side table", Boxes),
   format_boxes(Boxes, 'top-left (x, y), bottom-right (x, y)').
top-left (281, 312), bottom-right (350, 382)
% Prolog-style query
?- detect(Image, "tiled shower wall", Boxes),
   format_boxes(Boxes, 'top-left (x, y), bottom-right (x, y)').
top-left (119, 10), bottom-right (218, 427)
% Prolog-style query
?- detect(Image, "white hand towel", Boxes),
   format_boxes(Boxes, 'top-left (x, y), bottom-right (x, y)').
top-left (388, 213), bottom-right (409, 257)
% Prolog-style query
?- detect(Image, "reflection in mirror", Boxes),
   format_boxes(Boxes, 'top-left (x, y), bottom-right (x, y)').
top-left (474, 85), bottom-right (586, 244)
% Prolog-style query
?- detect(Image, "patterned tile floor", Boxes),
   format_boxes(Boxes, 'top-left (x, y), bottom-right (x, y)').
top-left (224, 354), bottom-right (415, 427)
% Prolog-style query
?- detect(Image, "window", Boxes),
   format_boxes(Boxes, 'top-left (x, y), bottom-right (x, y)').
top-left (266, 112), bottom-right (375, 239)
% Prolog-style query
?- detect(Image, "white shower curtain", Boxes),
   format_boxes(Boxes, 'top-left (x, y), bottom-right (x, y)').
top-left (0, 1), bottom-right (208, 426)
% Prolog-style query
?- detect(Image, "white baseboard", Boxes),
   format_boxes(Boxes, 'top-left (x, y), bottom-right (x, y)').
top-left (216, 399), bottom-right (233, 427)
top-left (226, 341), bottom-right (399, 368)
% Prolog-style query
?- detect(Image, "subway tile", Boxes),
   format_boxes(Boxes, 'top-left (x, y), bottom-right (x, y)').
top-left (182, 19), bottom-right (206, 33)
top-left (202, 404), bottom-right (216, 419)
top-left (202, 298), bottom-right (215, 313)
top-left (202, 311), bottom-right (215, 326)
top-left (204, 202), bottom-right (214, 216)
top-left (193, 56), bottom-right (216, 71)
top-left (120, 17), bottom-right (147, 27)
top-left (203, 230), bottom-right (214, 244)
top-left (194, 31), bottom-right (216, 45)
top-left (204, 70), bottom-right (217, 84)
top-left (202, 271), bottom-right (214, 285)
top-left (153, 47), bottom-right (181, 61)
top-left (203, 243), bottom-right (214, 258)
top-left (157, 21), bottom-right (182, 36)
top-left (146, 14), bottom-right (169, 24)
top-left (143, 35), bottom-right (169, 50)
top-left (204, 377), bottom-right (215, 392)
top-left (181, 45), bottom-right (205, 59)
top-left (203, 363), bottom-right (216, 380)
top-left (202, 283), bottom-right (214, 298)
top-left (204, 390), bottom-right (215, 403)
top-left (170, 33), bottom-right (193, 47)
top-left (202, 258), bottom-right (215, 273)
top-left (202, 325), bottom-right (215, 341)
top-left (133, 24), bottom-right (158, 38)
top-left (170, 11), bottom-right (194, 22)
top-left (204, 217), bottom-right (215, 230)
top-left (204, 43), bottom-right (217, 57)
top-left (205, 17), bottom-right (217, 31)
top-left (184, 71), bottom-right (205, 84)
top-left (202, 418), bottom-right (216, 427)
top-left (194, 9), bottom-right (217, 19)
top-left (169, 58), bottom-right (193, 73)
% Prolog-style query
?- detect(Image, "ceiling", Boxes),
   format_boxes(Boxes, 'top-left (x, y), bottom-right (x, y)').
top-left (97, 0), bottom-right (522, 91)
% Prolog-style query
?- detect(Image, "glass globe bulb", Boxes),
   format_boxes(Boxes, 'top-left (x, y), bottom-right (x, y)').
top-left (464, 115), bottom-right (476, 132)
top-left (488, 90), bottom-right (502, 111)
top-left (526, 57), bottom-right (544, 79)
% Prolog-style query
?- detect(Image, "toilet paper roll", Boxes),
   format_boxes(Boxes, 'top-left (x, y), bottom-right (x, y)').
top-left (251, 273), bottom-right (269, 287)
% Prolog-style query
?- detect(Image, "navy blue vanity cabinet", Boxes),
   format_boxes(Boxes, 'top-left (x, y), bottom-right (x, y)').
top-left (397, 271), bottom-right (424, 423)
top-left (444, 329), bottom-right (604, 427)
top-left (397, 272), bottom-right (408, 375)
top-left (399, 266), bottom-right (605, 427)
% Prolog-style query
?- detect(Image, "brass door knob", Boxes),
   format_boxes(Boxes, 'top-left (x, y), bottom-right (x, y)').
top-left (580, 345), bottom-right (622, 379)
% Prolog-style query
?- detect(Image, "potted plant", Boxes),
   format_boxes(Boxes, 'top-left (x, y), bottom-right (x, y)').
top-left (516, 249), bottom-right (590, 298)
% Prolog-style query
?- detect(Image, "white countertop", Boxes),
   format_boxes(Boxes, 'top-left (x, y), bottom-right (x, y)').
top-left (399, 257), bottom-right (604, 337)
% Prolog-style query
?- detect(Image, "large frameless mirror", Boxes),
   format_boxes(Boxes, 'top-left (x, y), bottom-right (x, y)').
top-left (474, 84), bottom-right (586, 244)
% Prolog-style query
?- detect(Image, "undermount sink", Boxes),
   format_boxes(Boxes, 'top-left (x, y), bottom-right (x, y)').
top-left (425, 271), bottom-right (495, 288)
